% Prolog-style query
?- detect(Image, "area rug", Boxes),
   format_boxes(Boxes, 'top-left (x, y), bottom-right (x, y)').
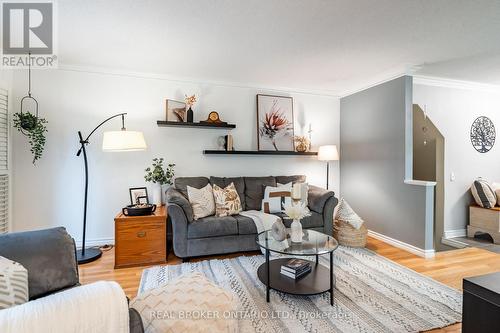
top-left (139, 247), bottom-right (462, 333)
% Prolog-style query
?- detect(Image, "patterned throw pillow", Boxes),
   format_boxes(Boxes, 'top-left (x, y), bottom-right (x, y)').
top-left (213, 182), bottom-right (242, 217)
top-left (262, 183), bottom-right (293, 213)
top-left (0, 256), bottom-right (28, 309)
top-left (187, 183), bottom-right (216, 220)
top-left (471, 179), bottom-right (497, 208)
top-left (335, 198), bottom-right (364, 230)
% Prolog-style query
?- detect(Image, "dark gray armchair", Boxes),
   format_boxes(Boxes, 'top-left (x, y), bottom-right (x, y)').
top-left (0, 227), bottom-right (144, 333)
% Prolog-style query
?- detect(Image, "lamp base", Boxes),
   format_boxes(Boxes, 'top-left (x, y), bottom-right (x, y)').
top-left (76, 248), bottom-right (102, 265)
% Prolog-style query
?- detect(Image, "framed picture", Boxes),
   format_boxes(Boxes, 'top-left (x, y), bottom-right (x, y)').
top-left (129, 187), bottom-right (149, 205)
top-left (166, 99), bottom-right (187, 122)
top-left (256, 94), bottom-right (294, 151)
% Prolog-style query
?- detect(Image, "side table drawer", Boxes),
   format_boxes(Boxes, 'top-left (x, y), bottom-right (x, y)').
top-left (115, 221), bottom-right (166, 268)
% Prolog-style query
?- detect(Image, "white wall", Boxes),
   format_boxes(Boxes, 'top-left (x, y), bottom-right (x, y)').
top-left (11, 69), bottom-right (340, 244)
top-left (413, 82), bottom-right (500, 232)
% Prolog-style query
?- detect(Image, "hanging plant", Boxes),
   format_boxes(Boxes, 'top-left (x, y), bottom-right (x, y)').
top-left (14, 52), bottom-right (48, 164)
top-left (13, 112), bottom-right (48, 164)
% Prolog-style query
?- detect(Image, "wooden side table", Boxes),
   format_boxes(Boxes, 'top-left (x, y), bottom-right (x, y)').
top-left (114, 205), bottom-right (167, 269)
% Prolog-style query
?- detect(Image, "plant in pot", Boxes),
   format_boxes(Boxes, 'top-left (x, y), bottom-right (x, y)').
top-left (13, 111), bottom-right (48, 164)
top-left (144, 158), bottom-right (175, 205)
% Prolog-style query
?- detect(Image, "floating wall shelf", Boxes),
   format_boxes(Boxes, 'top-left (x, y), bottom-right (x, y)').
top-left (157, 121), bottom-right (236, 129)
top-left (203, 150), bottom-right (318, 156)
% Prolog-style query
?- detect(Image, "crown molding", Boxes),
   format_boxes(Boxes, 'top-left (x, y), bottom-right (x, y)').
top-left (56, 63), bottom-right (342, 98)
top-left (413, 75), bottom-right (500, 93)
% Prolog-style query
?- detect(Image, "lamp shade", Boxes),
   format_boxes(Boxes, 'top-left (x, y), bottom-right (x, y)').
top-left (102, 130), bottom-right (147, 152)
top-left (318, 145), bottom-right (339, 161)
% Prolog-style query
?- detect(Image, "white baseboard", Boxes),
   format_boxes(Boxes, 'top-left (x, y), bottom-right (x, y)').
top-left (443, 229), bottom-right (467, 239)
top-left (441, 237), bottom-right (468, 249)
top-left (368, 230), bottom-right (435, 258)
top-left (75, 238), bottom-right (115, 249)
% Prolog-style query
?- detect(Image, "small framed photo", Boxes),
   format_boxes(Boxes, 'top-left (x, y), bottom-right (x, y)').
top-left (129, 187), bottom-right (149, 205)
top-left (256, 94), bottom-right (295, 151)
top-left (166, 99), bottom-right (186, 122)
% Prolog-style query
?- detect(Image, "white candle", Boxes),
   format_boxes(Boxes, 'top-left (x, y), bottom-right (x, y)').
top-left (292, 183), bottom-right (301, 200)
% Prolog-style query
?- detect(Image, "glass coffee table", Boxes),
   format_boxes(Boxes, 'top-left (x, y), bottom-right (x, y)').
top-left (256, 229), bottom-right (339, 305)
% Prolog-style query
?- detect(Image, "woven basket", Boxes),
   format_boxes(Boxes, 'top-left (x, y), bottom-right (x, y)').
top-left (333, 219), bottom-right (367, 247)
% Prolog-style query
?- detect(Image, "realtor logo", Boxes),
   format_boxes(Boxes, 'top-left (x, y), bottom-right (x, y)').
top-left (1, 1), bottom-right (57, 68)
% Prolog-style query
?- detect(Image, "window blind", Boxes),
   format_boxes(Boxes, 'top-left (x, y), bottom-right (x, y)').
top-left (0, 88), bottom-right (9, 234)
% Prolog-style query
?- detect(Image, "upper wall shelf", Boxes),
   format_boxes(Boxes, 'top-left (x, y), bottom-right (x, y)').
top-left (203, 150), bottom-right (318, 156)
top-left (157, 121), bottom-right (236, 129)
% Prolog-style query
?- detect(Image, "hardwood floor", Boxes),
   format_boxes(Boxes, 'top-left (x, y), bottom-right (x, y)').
top-left (79, 237), bottom-right (500, 333)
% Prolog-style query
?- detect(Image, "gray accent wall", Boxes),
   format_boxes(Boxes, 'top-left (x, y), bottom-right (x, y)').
top-left (340, 76), bottom-right (433, 250)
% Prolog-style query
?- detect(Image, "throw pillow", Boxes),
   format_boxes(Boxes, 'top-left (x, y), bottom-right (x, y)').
top-left (471, 179), bottom-right (496, 208)
top-left (0, 256), bottom-right (28, 309)
top-left (262, 182), bottom-right (293, 213)
top-left (213, 182), bottom-right (242, 217)
top-left (187, 183), bottom-right (216, 220)
top-left (335, 198), bottom-right (364, 230)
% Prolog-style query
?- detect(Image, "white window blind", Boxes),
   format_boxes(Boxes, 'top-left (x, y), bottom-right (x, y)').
top-left (0, 88), bottom-right (9, 234)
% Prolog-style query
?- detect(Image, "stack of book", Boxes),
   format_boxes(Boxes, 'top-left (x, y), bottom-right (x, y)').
top-left (280, 258), bottom-right (311, 279)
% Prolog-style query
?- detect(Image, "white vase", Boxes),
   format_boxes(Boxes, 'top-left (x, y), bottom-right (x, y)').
top-left (152, 183), bottom-right (162, 205)
top-left (290, 219), bottom-right (303, 243)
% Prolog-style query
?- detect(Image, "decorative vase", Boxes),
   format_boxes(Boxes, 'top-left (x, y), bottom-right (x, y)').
top-left (271, 220), bottom-right (287, 241)
top-left (187, 107), bottom-right (194, 123)
top-left (290, 219), bottom-right (303, 243)
top-left (295, 141), bottom-right (308, 152)
top-left (152, 183), bottom-right (162, 205)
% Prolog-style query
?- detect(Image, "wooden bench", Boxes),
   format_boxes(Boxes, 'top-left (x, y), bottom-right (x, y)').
top-left (468, 205), bottom-right (500, 244)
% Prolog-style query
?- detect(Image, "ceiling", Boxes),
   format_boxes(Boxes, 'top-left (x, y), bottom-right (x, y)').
top-left (58, 0), bottom-right (500, 95)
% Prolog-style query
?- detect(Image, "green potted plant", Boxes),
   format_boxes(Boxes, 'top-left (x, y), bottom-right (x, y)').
top-left (144, 158), bottom-right (175, 205)
top-left (13, 112), bottom-right (48, 164)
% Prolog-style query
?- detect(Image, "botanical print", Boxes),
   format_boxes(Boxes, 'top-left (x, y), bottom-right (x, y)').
top-left (213, 183), bottom-right (242, 217)
top-left (166, 99), bottom-right (186, 122)
top-left (257, 94), bottom-right (294, 151)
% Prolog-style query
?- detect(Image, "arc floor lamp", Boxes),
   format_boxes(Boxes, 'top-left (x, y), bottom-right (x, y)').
top-left (76, 113), bottom-right (147, 264)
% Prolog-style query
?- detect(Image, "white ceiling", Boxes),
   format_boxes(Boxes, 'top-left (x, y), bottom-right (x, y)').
top-left (58, 0), bottom-right (500, 95)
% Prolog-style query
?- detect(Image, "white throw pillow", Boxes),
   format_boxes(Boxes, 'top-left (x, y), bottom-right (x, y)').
top-left (262, 182), bottom-right (293, 213)
top-left (335, 198), bottom-right (364, 230)
top-left (187, 183), bottom-right (215, 220)
top-left (0, 256), bottom-right (28, 309)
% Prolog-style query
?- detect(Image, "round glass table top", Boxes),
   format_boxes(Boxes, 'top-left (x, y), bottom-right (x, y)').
top-left (256, 229), bottom-right (338, 256)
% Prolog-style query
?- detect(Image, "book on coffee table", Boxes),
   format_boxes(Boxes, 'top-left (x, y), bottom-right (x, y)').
top-left (280, 258), bottom-right (312, 279)
top-left (280, 266), bottom-right (312, 279)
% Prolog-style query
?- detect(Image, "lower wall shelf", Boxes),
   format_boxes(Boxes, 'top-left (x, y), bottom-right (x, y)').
top-left (203, 150), bottom-right (318, 156)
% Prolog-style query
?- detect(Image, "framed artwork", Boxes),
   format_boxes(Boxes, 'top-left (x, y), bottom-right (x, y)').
top-left (471, 116), bottom-right (496, 153)
top-left (256, 94), bottom-right (294, 151)
top-left (166, 99), bottom-right (186, 122)
top-left (129, 187), bottom-right (149, 205)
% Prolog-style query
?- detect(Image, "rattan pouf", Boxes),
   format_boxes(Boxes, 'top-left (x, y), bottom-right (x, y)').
top-left (333, 219), bottom-right (367, 247)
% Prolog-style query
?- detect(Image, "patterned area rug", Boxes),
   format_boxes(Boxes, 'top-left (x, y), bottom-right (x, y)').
top-left (139, 247), bottom-right (462, 333)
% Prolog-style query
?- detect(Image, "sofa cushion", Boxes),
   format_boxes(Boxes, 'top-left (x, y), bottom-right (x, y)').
top-left (234, 215), bottom-right (257, 235)
top-left (244, 176), bottom-right (276, 211)
top-left (175, 177), bottom-right (209, 198)
top-left (213, 183), bottom-right (242, 217)
top-left (273, 211), bottom-right (324, 229)
top-left (187, 216), bottom-right (238, 239)
top-left (210, 177), bottom-right (246, 210)
top-left (275, 175), bottom-right (306, 185)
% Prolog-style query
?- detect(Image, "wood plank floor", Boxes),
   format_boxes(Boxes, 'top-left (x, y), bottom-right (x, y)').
top-left (79, 237), bottom-right (500, 333)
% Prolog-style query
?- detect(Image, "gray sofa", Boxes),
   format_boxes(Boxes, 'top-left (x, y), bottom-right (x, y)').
top-left (167, 175), bottom-right (337, 260)
top-left (0, 227), bottom-right (144, 333)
